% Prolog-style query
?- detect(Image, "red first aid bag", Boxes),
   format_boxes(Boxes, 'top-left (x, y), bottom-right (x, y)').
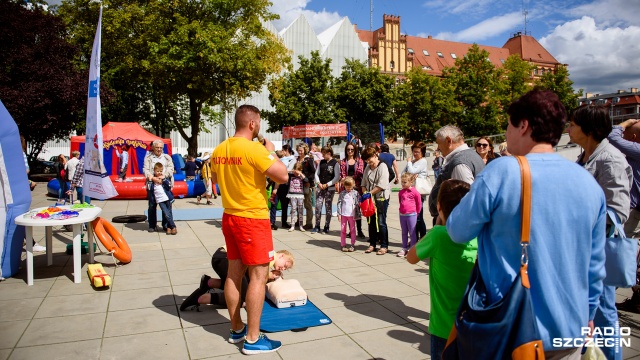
top-left (360, 193), bottom-right (376, 217)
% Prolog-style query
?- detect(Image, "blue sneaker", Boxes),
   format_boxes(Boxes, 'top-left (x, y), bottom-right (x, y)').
top-left (242, 333), bottom-right (282, 355)
top-left (310, 226), bottom-right (320, 233)
top-left (228, 325), bottom-right (247, 344)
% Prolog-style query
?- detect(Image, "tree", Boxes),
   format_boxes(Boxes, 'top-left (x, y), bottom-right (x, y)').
top-left (333, 59), bottom-right (395, 144)
top-left (443, 44), bottom-right (504, 137)
top-left (0, 0), bottom-right (88, 161)
top-left (496, 54), bottom-right (535, 128)
top-left (392, 68), bottom-right (457, 142)
top-left (263, 51), bottom-right (336, 132)
top-left (58, 0), bottom-right (290, 156)
top-left (537, 66), bottom-right (582, 114)
top-left (501, 55), bottom-right (535, 104)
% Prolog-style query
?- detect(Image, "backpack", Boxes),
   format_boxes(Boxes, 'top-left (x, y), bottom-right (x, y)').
top-left (385, 161), bottom-right (395, 182)
top-left (360, 193), bottom-right (376, 217)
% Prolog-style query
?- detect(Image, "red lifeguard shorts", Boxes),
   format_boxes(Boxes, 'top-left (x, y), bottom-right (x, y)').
top-left (222, 213), bottom-right (274, 266)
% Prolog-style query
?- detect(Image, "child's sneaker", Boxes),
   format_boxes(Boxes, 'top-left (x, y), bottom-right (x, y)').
top-left (348, 246), bottom-right (355, 252)
top-left (242, 333), bottom-right (282, 355)
top-left (288, 227), bottom-right (295, 232)
top-left (228, 325), bottom-right (247, 344)
top-left (397, 249), bottom-right (407, 257)
top-left (341, 247), bottom-right (348, 252)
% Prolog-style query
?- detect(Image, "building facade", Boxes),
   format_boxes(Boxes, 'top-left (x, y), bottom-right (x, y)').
top-left (578, 88), bottom-right (640, 124)
top-left (356, 14), bottom-right (564, 80)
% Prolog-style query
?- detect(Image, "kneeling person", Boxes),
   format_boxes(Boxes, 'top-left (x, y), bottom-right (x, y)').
top-left (181, 248), bottom-right (294, 310)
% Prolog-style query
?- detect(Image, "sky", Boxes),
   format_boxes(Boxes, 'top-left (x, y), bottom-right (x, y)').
top-left (268, 0), bottom-right (640, 96)
top-left (46, 0), bottom-right (640, 96)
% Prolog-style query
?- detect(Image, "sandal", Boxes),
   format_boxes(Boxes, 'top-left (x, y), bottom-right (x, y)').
top-left (376, 248), bottom-right (388, 255)
top-left (365, 246), bottom-right (375, 253)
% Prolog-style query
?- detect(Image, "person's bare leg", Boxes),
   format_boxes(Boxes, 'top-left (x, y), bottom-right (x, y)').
top-left (245, 263), bottom-right (269, 341)
top-left (208, 278), bottom-right (222, 288)
top-left (225, 259), bottom-right (247, 331)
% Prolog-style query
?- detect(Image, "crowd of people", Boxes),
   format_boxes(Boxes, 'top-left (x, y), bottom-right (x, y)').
top-left (27, 90), bottom-right (640, 358)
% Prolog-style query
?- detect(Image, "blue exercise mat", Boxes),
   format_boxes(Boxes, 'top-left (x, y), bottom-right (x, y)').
top-left (260, 299), bottom-right (332, 333)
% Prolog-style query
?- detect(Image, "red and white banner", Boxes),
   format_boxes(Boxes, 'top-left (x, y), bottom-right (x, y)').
top-left (282, 124), bottom-right (348, 139)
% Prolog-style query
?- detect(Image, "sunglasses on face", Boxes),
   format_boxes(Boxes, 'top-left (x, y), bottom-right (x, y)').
top-left (476, 143), bottom-right (489, 148)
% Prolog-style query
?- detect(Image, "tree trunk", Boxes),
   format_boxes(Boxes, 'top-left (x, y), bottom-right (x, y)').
top-left (187, 97), bottom-right (202, 157)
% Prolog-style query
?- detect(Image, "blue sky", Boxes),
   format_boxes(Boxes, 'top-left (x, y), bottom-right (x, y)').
top-left (269, 0), bottom-right (640, 96)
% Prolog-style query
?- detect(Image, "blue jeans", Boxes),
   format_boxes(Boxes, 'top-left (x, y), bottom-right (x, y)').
top-left (594, 284), bottom-right (622, 360)
top-left (431, 334), bottom-right (448, 360)
top-left (58, 180), bottom-right (69, 201)
top-left (75, 186), bottom-right (91, 204)
top-left (148, 200), bottom-right (175, 230)
top-left (368, 198), bottom-right (389, 248)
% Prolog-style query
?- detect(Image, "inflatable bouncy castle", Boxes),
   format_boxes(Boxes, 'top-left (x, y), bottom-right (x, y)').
top-left (47, 122), bottom-right (207, 200)
top-left (0, 101), bottom-right (32, 279)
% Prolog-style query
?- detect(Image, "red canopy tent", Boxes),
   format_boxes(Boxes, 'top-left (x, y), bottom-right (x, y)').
top-left (70, 122), bottom-right (172, 176)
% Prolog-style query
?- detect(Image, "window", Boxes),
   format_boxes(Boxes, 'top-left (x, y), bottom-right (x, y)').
top-left (390, 60), bottom-right (395, 70)
top-left (500, 59), bottom-right (505, 64)
top-left (437, 52), bottom-right (444, 58)
top-left (422, 66), bottom-right (432, 70)
top-left (408, 48), bottom-right (414, 54)
top-left (451, 53), bottom-right (457, 59)
top-left (422, 49), bottom-right (429, 56)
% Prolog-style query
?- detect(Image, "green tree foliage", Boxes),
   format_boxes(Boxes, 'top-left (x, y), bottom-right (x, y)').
top-left (333, 59), bottom-right (395, 144)
top-left (501, 55), bottom-right (535, 104)
top-left (0, 0), bottom-right (88, 161)
top-left (536, 66), bottom-right (582, 114)
top-left (392, 68), bottom-right (457, 142)
top-left (443, 44), bottom-right (504, 137)
top-left (263, 51), bottom-right (335, 132)
top-left (496, 54), bottom-right (535, 128)
top-left (58, 0), bottom-right (290, 156)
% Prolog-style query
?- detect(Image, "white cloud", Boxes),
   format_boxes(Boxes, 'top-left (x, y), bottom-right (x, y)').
top-left (269, 0), bottom-right (343, 35)
top-left (569, 0), bottom-right (640, 27)
top-left (431, 12), bottom-right (522, 43)
top-left (540, 16), bottom-right (640, 94)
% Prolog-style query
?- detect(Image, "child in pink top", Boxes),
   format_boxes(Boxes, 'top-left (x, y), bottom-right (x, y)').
top-left (398, 173), bottom-right (423, 257)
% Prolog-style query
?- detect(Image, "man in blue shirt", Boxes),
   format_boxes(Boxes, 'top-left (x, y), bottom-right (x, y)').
top-left (378, 143), bottom-right (399, 185)
top-left (608, 119), bottom-right (640, 313)
top-left (447, 90), bottom-right (606, 358)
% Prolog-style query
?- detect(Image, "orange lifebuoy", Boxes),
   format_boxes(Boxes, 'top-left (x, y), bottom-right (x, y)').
top-left (91, 217), bottom-right (132, 264)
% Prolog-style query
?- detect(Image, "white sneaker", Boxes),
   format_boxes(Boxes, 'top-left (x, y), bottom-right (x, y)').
top-left (289, 227), bottom-right (295, 232)
top-left (300, 227), bottom-right (306, 232)
top-left (32, 244), bottom-right (46, 252)
top-left (397, 249), bottom-right (407, 257)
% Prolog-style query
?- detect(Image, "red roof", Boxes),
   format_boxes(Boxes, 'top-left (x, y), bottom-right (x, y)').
top-left (406, 36), bottom-right (510, 76)
top-left (503, 34), bottom-right (559, 65)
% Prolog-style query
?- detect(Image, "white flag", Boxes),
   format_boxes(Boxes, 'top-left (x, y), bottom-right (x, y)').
top-left (83, 6), bottom-right (118, 200)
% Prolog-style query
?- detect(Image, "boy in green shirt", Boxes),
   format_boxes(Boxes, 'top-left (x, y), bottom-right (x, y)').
top-left (407, 179), bottom-right (477, 359)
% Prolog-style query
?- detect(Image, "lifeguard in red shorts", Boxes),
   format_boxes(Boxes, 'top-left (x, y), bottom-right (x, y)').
top-left (210, 104), bottom-right (288, 355)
